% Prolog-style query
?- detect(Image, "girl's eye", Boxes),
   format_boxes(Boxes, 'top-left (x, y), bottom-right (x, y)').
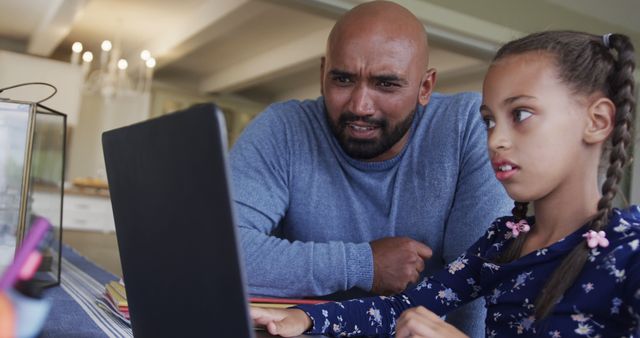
top-left (483, 117), bottom-right (496, 129)
top-left (514, 109), bottom-right (533, 122)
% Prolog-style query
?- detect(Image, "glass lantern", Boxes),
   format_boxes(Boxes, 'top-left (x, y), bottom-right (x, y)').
top-left (0, 99), bottom-right (65, 288)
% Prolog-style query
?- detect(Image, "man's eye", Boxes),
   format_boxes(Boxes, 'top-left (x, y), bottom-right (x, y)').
top-left (378, 81), bottom-right (394, 88)
top-left (514, 109), bottom-right (533, 122)
top-left (483, 118), bottom-right (496, 129)
top-left (333, 76), bottom-right (351, 84)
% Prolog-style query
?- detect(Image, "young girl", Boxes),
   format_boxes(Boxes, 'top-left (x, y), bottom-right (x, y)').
top-left (251, 30), bottom-right (638, 337)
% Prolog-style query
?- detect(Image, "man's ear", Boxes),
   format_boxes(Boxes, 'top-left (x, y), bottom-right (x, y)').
top-left (584, 97), bottom-right (615, 144)
top-left (320, 57), bottom-right (326, 96)
top-left (418, 68), bottom-right (436, 106)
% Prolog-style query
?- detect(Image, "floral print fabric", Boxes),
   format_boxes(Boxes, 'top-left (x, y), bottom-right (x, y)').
top-left (296, 207), bottom-right (640, 337)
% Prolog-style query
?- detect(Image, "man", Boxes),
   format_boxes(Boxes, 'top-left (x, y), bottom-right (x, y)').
top-left (230, 1), bottom-right (511, 335)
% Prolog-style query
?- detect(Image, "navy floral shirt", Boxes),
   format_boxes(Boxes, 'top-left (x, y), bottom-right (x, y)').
top-left (296, 207), bottom-right (640, 337)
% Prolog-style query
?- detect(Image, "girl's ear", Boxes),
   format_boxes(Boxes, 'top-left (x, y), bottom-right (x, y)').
top-left (583, 97), bottom-right (615, 144)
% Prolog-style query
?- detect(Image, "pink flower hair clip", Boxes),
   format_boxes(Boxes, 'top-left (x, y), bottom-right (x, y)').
top-left (506, 220), bottom-right (530, 238)
top-left (582, 230), bottom-right (609, 249)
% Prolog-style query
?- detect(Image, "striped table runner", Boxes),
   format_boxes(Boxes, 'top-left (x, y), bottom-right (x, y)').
top-left (59, 256), bottom-right (132, 337)
top-left (41, 246), bottom-right (132, 338)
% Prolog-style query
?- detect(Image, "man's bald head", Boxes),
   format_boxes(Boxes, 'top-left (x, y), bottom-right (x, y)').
top-left (327, 1), bottom-right (429, 69)
top-left (320, 1), bottom-right (436, 161)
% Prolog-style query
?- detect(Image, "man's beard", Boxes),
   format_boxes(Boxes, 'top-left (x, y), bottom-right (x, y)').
top-left (328, 110), bottom-right (415, 160)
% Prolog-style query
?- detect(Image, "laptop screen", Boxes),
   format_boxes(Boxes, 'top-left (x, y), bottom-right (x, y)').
top-left (102, 103), bottom-right (254, 338)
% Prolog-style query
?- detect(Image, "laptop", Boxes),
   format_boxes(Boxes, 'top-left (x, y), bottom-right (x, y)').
top-left (102, 103), bottom-right (255, 338)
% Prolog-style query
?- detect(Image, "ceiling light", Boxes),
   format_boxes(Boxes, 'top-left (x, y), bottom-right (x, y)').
top-left (82, 51), bottom-right (93, 62)
top-left (71, 39), bottom-right (155, 99)
top-left (140, 50), bottom-right (151, 61)
top-left (72, 42), bottom-right (83, 53)
top-left (101, 40), bottom-right (112, 52)
top-left (117, 59), bottom-right (128, 70)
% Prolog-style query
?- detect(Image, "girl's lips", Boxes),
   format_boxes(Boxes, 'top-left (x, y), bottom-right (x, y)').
top-left (495, 167), bottom-right (517, 181)
top-left (493, 162), bottom-right (519, 181)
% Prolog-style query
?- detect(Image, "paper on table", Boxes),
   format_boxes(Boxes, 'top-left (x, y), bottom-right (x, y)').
top-left (249, 297), bottom-right (328, 309)
top-left (96, 295), bottom-right (130, 325)
top-left (105, 282), bottom-right (127, 309)
top-left (96, 280), bottom-right (130, 326)
top-left (249, 297), bottom-right (327, 305)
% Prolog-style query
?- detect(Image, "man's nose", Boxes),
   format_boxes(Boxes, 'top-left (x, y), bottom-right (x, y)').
top-left (349, 83), bottom-right (375, 116)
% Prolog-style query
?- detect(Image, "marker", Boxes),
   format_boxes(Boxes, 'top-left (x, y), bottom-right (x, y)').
top-left (0, 218), bottom-right (51, 290)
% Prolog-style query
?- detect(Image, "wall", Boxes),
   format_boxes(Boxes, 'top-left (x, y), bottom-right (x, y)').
top-left (66, 92), bottom-right (151, 180)
top-left (274, 81), bottom-right (320, 102)
top-left (213, 93), bottom-right (266, 147)
top-left (66, 82), bottom-right (268, 181)
top-left (436, 75), bottom-right (484, 94)
top-left (150, 83), bottom-right (266, 147)
top-left (0, 50), bottom-right (82, 125)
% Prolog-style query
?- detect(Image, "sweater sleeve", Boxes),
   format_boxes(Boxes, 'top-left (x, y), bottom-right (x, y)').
top-left (437, 93), bottom-right (513, 336)
top-left (230, 103), bottom-right (373, 297)
top-left (295, 225), bottom-right (496, 336)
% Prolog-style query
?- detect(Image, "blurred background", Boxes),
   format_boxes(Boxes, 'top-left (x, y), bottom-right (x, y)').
top-left (0, 0), bottom-right (638, 276)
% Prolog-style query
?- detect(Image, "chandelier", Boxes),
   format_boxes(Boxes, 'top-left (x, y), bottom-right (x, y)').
top-left (70, 40), bottom-right (156, 99)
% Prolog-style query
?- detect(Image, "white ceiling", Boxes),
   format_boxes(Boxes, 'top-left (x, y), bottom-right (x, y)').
top-left (62, 0), bottom-right (209, 55)
top-left (546, 0), bottom-right (640, 33)
top-left (0, 0), bottom-right (51, 40)
top-left (0, 0), bottom-right (638, 103)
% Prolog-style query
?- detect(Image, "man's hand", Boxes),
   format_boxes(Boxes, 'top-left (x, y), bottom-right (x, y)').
top-left (370, 237), bottom-right (432, 295)
top-left (250, 307), bottom-right (312, 337)
top-left (395, 306), bottom-right (469, 338)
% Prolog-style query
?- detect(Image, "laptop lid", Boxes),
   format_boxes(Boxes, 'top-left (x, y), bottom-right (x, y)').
top-left (102, 103), bottom-right (254, 338)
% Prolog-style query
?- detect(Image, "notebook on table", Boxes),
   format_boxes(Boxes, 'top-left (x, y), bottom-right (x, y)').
top-left (102, 103), bottom-right (254, 338)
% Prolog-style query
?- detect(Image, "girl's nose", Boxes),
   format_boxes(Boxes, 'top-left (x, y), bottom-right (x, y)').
top-left (488, 124), bottom-right (511, 153)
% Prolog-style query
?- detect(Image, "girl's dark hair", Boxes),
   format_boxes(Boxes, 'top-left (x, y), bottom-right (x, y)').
top-left (492, 31), bottom-right (636, 319)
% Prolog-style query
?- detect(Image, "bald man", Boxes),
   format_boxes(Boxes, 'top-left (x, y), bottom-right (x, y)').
top-left (230, 1), bottom-right (511, 335)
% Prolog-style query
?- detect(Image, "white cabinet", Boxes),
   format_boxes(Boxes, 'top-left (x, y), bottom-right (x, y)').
top-left (31, 189), bottom-right (115, 232)
top-left (62, 194), bottom-right (115, 232)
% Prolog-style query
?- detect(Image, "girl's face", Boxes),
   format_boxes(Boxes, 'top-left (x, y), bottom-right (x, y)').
top-left (481, 52), bottom-right (593, 203)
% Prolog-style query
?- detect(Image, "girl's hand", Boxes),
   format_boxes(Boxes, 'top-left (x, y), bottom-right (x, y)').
top-left (395, 306), bottom-right (469, 338)
top-left (0, 292), bottom-right (15, 337)
top-left (250, 306), bottom-right (312, 337)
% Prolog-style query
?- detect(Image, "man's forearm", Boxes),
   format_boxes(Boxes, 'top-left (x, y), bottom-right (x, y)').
top-left (240, 227), bottom-right (373, 297)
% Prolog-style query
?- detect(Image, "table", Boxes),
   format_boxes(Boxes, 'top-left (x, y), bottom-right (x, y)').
top-left (41, 245), bottom-right (131, 337)
top-left (39, 245), bottom-right (318, 337)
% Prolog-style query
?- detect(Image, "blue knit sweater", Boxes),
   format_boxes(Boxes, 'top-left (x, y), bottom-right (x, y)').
top-left (229, 93), bottom-right (512, 335)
